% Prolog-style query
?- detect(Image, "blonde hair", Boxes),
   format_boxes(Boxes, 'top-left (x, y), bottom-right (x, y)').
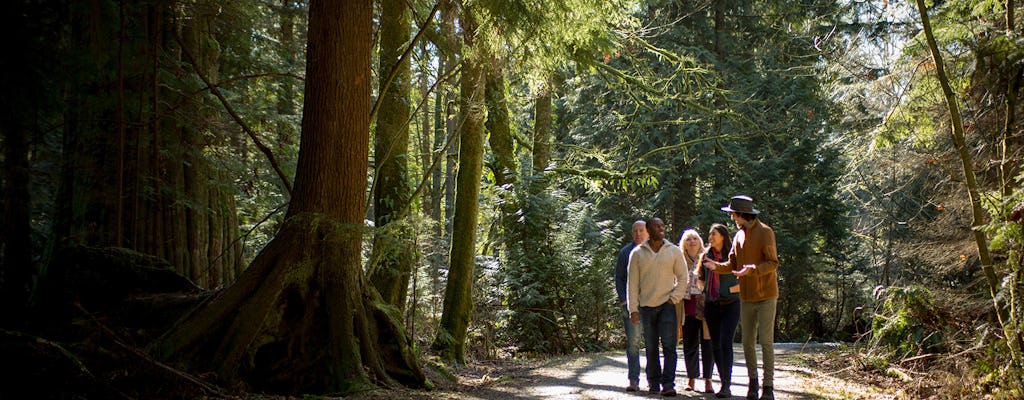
top-left (678, 229), bottom-right (704, 257)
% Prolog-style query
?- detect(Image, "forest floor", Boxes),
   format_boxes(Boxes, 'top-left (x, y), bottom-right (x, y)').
top-left (346, 343), bottom-right (906, 400)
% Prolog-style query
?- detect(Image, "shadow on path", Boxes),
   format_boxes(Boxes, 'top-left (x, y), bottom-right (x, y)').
top-left (455, 343), bottom-right (892, 399)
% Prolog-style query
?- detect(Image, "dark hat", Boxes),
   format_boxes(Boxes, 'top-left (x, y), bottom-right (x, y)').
top-left (721, 195), bottom-right (760, 214)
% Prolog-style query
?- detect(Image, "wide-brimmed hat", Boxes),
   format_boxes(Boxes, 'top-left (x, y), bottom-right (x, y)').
top-left (720, 195), bottom-right (760, 214)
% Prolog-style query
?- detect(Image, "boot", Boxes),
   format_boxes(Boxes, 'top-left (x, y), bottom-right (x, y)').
top-left (715, 379), bottom-right (732, 398)
top-left (759, 386), bottom-right (774, 400)
top-left (746, 378), bottom-right (759, 400)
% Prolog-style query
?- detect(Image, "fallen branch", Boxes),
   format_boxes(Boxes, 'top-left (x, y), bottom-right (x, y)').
top-left (73, 303), bottom-right (230, 398)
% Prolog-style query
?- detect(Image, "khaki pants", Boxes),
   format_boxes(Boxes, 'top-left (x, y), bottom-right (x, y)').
top-left (740, 298), bottom-right (777, 387)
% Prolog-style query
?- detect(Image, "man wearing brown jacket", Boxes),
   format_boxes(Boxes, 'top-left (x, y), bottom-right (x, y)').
top-left (703, 195), bottom-right (779, 400)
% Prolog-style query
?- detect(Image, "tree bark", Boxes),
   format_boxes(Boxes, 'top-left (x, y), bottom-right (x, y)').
top-left (485, 55), bottom-right (516, 187)
top-left (432, 5), bottom-right (485, 364)
top-left (915, 0), bottom-right (1022, 369)
top-left (153, 0), bottom-right (425, 393)
top-left (369, 0), bottom-right (415, 310)
top-left (532, 79), bottom-right (553, 175)
top-left (54, 0), bottom-right (243, 288)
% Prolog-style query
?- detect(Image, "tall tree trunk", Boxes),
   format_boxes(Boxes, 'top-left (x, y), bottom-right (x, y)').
top-left (484, 55), bottom-right (516, 187)
top-left (671, 166), bottom-right (696, 234)
top-left (369, 0), bottom-right (415, 310)
top-left (153, 0), bottom-right (425, 393)
top-left (428, 0), bottom-right (457, 306)
top-left (53, 1), bottom-right (243, 288)
top-left (532, 79), bottom-right (553, 175)
top-left (418, 39), bottom-right (435, 221)
top-left (915, 0), bottom-right (1023, 370)
top-left (432, 5), bottom-right (485, 364)
top-left (1001, 0), bottom-right (1020, 197)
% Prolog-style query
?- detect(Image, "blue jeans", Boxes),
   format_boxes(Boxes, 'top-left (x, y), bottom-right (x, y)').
top-left (640, 301), bottom-right (678, 391)
top-left (621, 304), bottom-right (642, 384)
top-left (705, 299), bottom-right (741, 387)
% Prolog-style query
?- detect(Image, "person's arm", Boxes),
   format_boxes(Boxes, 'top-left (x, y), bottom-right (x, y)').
top-left (627, 249), bottom-right (640, 315)
top-left (614, 246), bottom-right (629, 304)
top-left (703, 241), bottom-right (737, 274)
top-left (754, 229), bottom-right (779, 275)
top-left (669, 248), bottom-right (687, 304)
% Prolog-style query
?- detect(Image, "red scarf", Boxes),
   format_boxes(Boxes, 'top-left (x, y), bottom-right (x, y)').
top-left (707, 247), bottom-right (722, 301)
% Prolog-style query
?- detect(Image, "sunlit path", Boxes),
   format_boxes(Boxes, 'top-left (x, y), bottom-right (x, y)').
top-left (447, 344), bottom-right (895, 400)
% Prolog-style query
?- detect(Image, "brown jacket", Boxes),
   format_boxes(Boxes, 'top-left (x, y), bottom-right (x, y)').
top-left (726, 219), bottom-right (779, 302)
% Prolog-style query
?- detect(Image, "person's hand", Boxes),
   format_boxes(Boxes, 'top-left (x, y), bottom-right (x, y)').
top-left (702, 259), bottom-right (718, 272)
top-left (734, 264), bottom-right (756, 277)
top-left (630, 311), bottom-right (640, 324)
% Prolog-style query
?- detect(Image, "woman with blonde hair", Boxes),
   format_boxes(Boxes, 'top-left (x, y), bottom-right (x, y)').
top-left (678, 229), bottom-right (714, 393)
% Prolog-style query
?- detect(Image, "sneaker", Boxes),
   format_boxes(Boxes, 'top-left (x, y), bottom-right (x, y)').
top-left (626, 382), bottom-right (639, 392)
top-left (759, 386), bottom-right (774, 400)
top-left (715, 388), bottom-right (732, 398)
top-left (649, 386), bottom-right (661, 394)
top-left (661, 389), bottom-right (678, 397)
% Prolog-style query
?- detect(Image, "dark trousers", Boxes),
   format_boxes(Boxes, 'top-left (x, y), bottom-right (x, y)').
top-left (682, 314), bottom-right (714, 379)
top-left (640, 301), bottom-right (678, 391)
top-left (704, 299), bottom-right (741, 386)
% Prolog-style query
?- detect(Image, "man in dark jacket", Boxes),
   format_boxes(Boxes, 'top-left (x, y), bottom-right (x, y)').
top-left (615, 220), bottom-right (647, 391)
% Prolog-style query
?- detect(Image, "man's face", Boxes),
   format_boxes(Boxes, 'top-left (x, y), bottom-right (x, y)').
top-left (731, 212), bottom-right (752, 230)
top-left (632, 222), bottom-right (649, 244)
top-left (646, 218), bottom-right (666, 242)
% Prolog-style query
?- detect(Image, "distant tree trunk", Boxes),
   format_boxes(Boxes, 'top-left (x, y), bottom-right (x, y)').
top-left (432, 5), bottom-right (485, 364)
top-left (671, 166), bottom-right (697, 234)
top-left (152, 0), bottom-right (425, 393)
top-left (714, 0), bottom-right (726, 55)
top-left (999, 0), bottom-right (1019, 197)
top-left (417, 39), bottom-right (434, 221)
top-left (55, 1), bottom-right (243, 288)
top-left (369, 0), bottom-right (415, 310)
top-left (428, 0), bottom-right (457, 304)
top-left (484, 55), bottom-right (516, 187)
top-left (915, 0), bottom-right (1023, 370)
top-left (532, 79), bottom-right (553, 175)
top-left (278, 0), bottom-right (298, 118)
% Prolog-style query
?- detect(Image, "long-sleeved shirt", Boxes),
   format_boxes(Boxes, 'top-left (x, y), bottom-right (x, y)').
top-left (627, 239), bottom-right (687, 314)
top-left (725, 219), bottom-right (779, 302)
top-left (614, 242), bottom-right (638, 303)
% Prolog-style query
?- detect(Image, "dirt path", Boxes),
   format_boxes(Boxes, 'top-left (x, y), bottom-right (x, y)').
top-left (418, 343), bottom-right (899, 400)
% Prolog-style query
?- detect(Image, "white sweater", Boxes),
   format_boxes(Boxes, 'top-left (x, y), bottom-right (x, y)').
top-left (626, 239), bottom-right (688, 314)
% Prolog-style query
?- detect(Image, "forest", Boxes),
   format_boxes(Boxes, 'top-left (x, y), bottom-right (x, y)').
top-left (1, 0), bottom-right (1023, 398)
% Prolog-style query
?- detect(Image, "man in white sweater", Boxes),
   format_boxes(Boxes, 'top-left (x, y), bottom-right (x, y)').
top-left (628, 217), bottom-right (688, 397)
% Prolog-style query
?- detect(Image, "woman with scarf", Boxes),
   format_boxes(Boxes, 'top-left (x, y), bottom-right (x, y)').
top-left (701, 223), bottom-right (742, 398)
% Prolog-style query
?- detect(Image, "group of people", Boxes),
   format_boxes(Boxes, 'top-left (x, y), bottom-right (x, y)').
top-left (614, 195), bottom-right (779, 399)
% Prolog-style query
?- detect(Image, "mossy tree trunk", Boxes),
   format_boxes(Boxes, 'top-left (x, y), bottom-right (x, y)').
top-left (432, 5), bottom-right (485, 364)
top-left (152, 0), bottom-right (425, 393)
top-left (532, 79), bottom-right (553, 176)
top-left (484, 54), bottom-right (516, 188)
top-left (369, 0), bottom-right (416, 310)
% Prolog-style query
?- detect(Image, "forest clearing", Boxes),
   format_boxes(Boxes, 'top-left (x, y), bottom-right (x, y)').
top-left (2, 0), bottom-right (1023, 398)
